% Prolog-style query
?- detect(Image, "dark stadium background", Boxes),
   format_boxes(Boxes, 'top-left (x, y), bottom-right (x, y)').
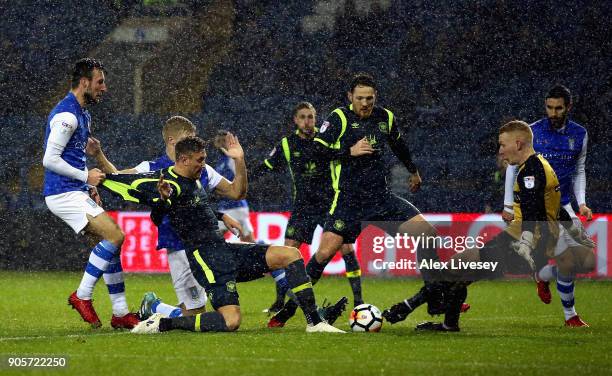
top-left (0, 0), bottom-right (609, 270)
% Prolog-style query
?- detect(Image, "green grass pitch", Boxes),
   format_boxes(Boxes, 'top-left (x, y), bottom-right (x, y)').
top-left (1, 272), bottom-right (611, 375)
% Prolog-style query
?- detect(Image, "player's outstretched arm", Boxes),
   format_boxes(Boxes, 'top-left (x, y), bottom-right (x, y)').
top-left (86, 137), bottom-right (118, 173)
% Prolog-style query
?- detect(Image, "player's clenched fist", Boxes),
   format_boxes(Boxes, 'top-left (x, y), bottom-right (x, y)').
top-left (86, 168), bottom-right (106, 186)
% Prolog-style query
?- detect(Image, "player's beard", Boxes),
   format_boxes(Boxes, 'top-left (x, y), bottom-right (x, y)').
top-left (549, 114), bottom-right (567, 129)
top-left (300, 127), bottom-right (315, 138)
top-left (84, 90), bottom-right (100, 105)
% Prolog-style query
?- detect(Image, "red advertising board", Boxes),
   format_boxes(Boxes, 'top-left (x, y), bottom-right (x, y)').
top-left (109, 211), bottom-right (612, 278)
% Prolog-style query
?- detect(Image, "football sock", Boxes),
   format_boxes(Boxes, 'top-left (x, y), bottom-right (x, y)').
top-left (444, 283), bottom-right (468, 329)
top-left (305, 255), bottom-right (327, 285)
top-left (103, 255), bottom-right (129, 317)
top-left (152, 300), bottom-right (183, 318)
top-left (557, 273), bottom-right (577, 320)
top-left (538, 264), bottom-right (557, 282)
top-left (271, 269), bottom-right (289, 303)
top-left (415, 241), bottom-right (441, 282)
top-left (285, 259), bottom-right (322, 325)
top-left (77, 240), bottom-right (117, 300)
top-left (404, 286), bottom-right (428, 311)
top-left (159, 312), bottom-right (228, 332)
top-left (343, 252), bottom-right (363, 305)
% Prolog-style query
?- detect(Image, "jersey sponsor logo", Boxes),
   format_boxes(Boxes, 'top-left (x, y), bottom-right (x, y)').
top-left (378, 121), bottom-right (389, 133)
top-left (305, 161), bottom-right (317, 174)
top-left (351, 122), bottom-right (360, 129)
top-left (524, 176), bottom-right (535, 189)
top-left (366, 134), bottom-right (378, 147)
top-left (320, 121), bottom-right (330, 133)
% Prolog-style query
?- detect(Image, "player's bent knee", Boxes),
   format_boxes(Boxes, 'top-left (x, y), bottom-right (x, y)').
top-left (317, 232), bottom-right (343, 260)
top-left (266, 246), bottom-right (302, 270)
top-left (218, 306), bottom-right (241, 331)
top-left (577, 251), bottom-right (596, 274)
top-left (224, 314), bottom-right (241, 331)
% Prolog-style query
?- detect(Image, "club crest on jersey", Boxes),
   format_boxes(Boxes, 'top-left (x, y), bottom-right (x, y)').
top-left (226, 281), bottom-right (237, 293)
top-left (320, 121), bottom-right (330, 133)
top-left (378, 122), bottom-right (389, 133)
top-left (334, 220), bottom-right (345, 231)
top-left (568, 138), bottom-right (575, 150)
top-left (351, 122), bottom-right (360, 128)
top-left (524, 176), bottom-right (535, 189)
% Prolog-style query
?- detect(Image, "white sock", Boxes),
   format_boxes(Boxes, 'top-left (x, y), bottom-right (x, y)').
top-left (557, 274), bottom-right (577, 320)
top-left (76, 240), bottom-right (117, 299)
top-left (103, 256), bottom-right (129, 317)
top-left (153, 300), bottom-right (183, 318)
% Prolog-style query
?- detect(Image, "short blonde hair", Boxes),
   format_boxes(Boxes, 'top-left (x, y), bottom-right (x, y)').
top-left (162, 116), bottom-right (196, 143)
top-left (499, 120), bottom-right (533, 144)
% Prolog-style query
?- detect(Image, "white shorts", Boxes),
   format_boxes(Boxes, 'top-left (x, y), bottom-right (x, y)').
top-left (168, 250), bottom-right (207, 310)
top-left (218, 206), bottom-right (254, 236)
top-left (45, 191), bottom-right (105, 233)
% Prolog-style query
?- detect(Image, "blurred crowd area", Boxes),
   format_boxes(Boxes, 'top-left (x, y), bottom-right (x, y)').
top-left (0, 0), bottom-right (609, 216)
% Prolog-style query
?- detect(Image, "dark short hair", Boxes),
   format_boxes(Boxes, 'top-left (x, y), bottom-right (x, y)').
top-left (71, 58), bottom-right (105, 89)
top-left (175, 136), bottom-right (206, 160)
top-left (349, 72), bottom-right (376, 92)
top-left (292, 101), bottom-right (315, 118)
top-left (546, 84), bottom-right (572, 106)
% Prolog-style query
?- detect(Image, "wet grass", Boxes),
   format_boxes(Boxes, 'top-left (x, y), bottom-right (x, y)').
top-left (0, 272), bottom-right (611, 375)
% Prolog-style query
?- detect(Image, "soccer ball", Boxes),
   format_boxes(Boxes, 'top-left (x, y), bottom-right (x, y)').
top-left (349, 304), bottom-right (383, 332)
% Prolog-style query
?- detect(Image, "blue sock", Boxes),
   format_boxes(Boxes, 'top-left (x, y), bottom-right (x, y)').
top-left (77, 240), bottom-right (117, 300)
top-left (557, 273), bottom-right (577, 320)
top-left (152, 300), bottom-right (183, 318)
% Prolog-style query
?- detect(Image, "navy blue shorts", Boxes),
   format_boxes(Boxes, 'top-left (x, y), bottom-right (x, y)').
top-left (323, 194), bottom-right (421, 243)
top-left (185, 242), bottom-right (270, 309)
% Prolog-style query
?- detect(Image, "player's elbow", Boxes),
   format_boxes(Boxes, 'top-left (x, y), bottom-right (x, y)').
top-left (42, 152), bottom-right (54, 169)
top-left (228, 186), bottom-right (247, 200)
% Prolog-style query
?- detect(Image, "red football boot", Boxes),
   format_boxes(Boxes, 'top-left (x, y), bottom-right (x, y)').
top-left (111, 312), bottom-right (140, 329)
top-left (267, 316), bottom-right (285, 328)
top-left (565, 315), bottom-right (589, 327)
top-left (68, 291), bottom-right (102, 328)
top-left (460, 303), bottom-right (471, 313)
top-left (535, 273), bottom-right (551, 304)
